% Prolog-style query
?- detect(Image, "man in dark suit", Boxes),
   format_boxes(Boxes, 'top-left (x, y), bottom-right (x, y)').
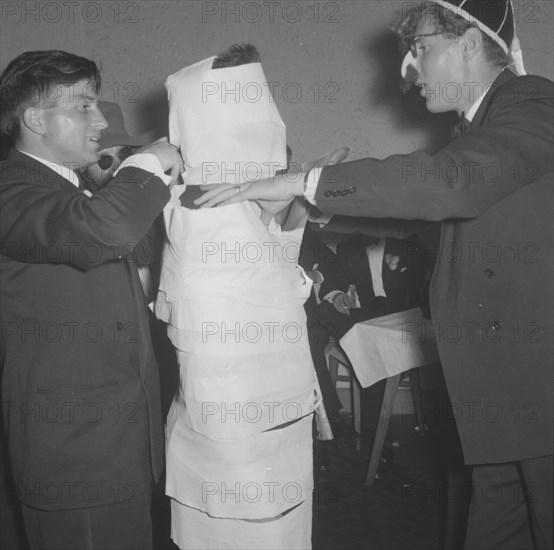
top-left (315, 234), bottom-right (425, 335)
top-left (306, 231), bottom-right (425, 433)
top-left (199, 1), bottom-right (553, 548)
top-left (0, 50), bottom-right (182, 549)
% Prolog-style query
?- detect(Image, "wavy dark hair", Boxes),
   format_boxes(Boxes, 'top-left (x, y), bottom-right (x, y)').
top-left (392, 2), bottom-right (511, 69)
top-left (0, 50), bottom-right (101, 144)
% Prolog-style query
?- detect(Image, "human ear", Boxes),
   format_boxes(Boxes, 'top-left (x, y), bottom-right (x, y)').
top-left (460, 27), bottom-right (483, 62)
top-left (21, 107), bottom-right (46, 136)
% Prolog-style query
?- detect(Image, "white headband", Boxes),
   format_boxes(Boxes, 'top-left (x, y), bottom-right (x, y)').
top-left (401, 0), bottom-right (526, 79)
top-left (431, 0), bottom-right (509, 52)
top-left (430, 0), bottom-right (526, 74)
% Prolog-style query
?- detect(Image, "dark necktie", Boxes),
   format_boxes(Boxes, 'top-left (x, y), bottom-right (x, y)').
top-left (453, 111), bottom-right (471, 137)
top-left (460, 115), bottom-right (471, 135)
top-left (76, 170), bottom-right (95, 194)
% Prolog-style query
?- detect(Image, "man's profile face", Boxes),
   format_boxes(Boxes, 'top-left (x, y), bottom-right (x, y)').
top-left (412, 18), bottom-right (465, 114)
top-left (37, 79), bottom-right (108, 169)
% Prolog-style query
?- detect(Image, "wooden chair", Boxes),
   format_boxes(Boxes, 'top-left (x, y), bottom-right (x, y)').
top-left (324, 339), bottom-right (427, 486)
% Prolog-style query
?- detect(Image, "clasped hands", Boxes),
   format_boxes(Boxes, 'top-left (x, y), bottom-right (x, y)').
top-left (193, 146), bottom-right (351, 208)
top-left (331, 292), bottom-right (355, 316)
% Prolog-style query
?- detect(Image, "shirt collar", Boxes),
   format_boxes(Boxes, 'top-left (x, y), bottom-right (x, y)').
top-left (464, 90), bottom-right (488, 123)
top-left (18, 150), bottom-right (82, 188)
top-left (464, 70), bottom-right (504, 122)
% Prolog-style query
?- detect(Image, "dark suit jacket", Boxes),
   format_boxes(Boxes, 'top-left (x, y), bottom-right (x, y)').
top-left (0, 150), bottom-right (170, 510)
top-left (318, 235), bottom-right (425, 315)
top-left (314, 70), bottom-right (554, 465)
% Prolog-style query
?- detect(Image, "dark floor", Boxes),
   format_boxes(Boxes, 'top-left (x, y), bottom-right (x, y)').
top-left (2, 385), bottom-right (470, 550)
top-left (311, 411), bottom-right (468, 550)
top-left (149, 395), bottom-right (470, 550)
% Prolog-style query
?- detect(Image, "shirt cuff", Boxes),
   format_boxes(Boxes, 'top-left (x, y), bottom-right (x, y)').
top-left (323, 290), bottom-right (345, 303)
top-left (303, 166), bottom-right (324, 205)
top-left (115, 153), bottom-right (173, 186)
top-left (308, 211), bottom-right (332, 227)
top-left (310, 269), bottom-right (324, 284)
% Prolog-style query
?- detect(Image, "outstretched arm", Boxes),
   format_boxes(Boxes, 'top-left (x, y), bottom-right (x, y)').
top-left (195, 146), bottom-right (351, 209)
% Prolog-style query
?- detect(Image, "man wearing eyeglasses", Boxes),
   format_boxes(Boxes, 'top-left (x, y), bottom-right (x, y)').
top-left (0, 51), bottom-right (182, 549)
top-left (198, 1), bottom-right (553, 548)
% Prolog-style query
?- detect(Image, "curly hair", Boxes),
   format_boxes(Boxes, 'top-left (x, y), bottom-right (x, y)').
top-left (392, 1), bottom-right (511, 69)
top-left (0, 50), bottom-right (101, 144)
top-left (212, 43), bottom-right (261, 69)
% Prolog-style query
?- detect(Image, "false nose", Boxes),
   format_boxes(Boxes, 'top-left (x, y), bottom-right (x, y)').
top-left (401, 50), bottom-right (417, 79)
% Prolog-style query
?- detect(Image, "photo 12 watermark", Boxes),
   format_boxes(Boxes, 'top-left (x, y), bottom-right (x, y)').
top-left (201, 1), bottom-right (340, 24)
top-left (201, 80), bottom-right (340, 104)
top-left (1, 1), bottom-right (141, 24)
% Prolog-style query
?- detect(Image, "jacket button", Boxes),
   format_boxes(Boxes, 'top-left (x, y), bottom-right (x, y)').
top-left (324, 190), bottom-right (332, 197)
top-left (491, 321), bottom-right (502, 331)
top-left (340, 190), bottom-right (347, 196)
top-left (484, 269), bottom-right (494, 278)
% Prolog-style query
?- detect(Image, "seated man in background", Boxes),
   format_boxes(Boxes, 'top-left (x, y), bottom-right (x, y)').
top-left (306, 229), bottom-right (426, 436)
top-left (316, 233), bottom-right (425, 335)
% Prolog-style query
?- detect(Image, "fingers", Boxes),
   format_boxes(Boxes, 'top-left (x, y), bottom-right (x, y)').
top-left (195, 181), bottom-right (258, 208)
top-left (168, 162), bottom-right (182, 186)
top-left (333, 303), bottom-right (350, 316)
top-left (194, 184), bottom-right (236, 208)
top-left (200, 189), bottom-right (246, 208)
top-left (165, 146), bottom-right (184, 185)
top-left (332, 293), bottom-right (352, 315)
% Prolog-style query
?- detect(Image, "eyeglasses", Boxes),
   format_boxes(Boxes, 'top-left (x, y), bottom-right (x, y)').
top-left (409, 32), bottom-right (444, 58)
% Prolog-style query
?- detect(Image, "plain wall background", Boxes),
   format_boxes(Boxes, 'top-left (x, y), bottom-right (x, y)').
top-left (1, 0), bottom-right (553, 163)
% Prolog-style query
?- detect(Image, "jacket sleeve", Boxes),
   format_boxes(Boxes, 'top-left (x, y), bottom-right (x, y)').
top-left (133, 214), bottom-right (166, 266)
top-left (0, 163), bottom-right (170, 271)
top-left (315, 76), bottom-right (553, 221)
top-left (317, 215), bottom-right (432, 239)
top-left (318, 244), bottom-right (352, 299)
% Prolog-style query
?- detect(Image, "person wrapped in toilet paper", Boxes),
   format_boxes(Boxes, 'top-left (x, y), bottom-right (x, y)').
top-left (155, 45), bottom-right (317, 549)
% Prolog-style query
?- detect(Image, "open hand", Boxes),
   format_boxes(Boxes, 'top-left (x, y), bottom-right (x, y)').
top-left (194, 145), bottom-right (351, 208)
top-left (194, 172), bottom-right (304, 208)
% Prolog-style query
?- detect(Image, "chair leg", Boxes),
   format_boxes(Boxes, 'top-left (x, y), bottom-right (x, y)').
top-left (365, 374), bottom-right (401, 486)
top-left (328, 355), bottom-right (339, 385)
top-left (409, 368), bottom-right (426, 435)
top-left (352, 374), bottom-right (362, 434)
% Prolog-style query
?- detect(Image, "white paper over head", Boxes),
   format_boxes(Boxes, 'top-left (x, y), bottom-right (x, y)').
top-left (166, 55), bottom-right (287, 185)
